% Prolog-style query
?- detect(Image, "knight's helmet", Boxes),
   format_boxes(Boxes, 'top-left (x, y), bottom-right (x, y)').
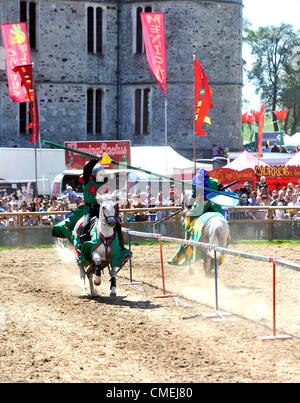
top-left (192, 169), bottom-right (206, 199)
top-left (91, 163), bottom-right (105, 183)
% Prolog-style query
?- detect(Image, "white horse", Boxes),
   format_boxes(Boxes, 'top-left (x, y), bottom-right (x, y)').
top-left (73, 194), bottom-right (127, 297)
top-left (179, 190), bottom-right (230, 277)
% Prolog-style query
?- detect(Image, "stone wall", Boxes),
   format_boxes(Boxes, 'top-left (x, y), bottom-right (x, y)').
top-left (0, 0), bottom-right (243, 158)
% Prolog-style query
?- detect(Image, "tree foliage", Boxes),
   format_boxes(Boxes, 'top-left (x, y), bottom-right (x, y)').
top-left (244, 23), bottom-right (300, 132)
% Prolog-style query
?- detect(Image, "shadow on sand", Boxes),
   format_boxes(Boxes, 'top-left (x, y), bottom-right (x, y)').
top-left (79, 294), bottom-right (161, 310)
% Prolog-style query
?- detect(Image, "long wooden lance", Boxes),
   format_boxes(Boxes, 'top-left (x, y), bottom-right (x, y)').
top-left (43, 139), bottom-right (239, 201)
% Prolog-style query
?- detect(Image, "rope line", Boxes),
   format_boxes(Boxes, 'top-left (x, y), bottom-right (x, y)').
top-left (122, 228), bottom-right (300, 271)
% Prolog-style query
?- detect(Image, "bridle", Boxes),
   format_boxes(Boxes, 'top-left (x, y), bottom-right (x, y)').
top-left (100, 204), bottom-right (117, 226)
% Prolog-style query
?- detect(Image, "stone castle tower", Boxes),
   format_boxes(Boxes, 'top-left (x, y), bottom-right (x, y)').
top-left (0, 0), bottom-right (243, 159)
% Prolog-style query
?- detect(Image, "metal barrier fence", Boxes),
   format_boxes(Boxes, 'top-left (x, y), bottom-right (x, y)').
top-left (1, 206), bottom-right (300, 243)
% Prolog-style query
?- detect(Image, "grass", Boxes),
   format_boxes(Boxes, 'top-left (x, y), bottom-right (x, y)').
top-left (0, 239), bottom-right (299, 251)
top-left (0, 244), bottom-right (54, 251)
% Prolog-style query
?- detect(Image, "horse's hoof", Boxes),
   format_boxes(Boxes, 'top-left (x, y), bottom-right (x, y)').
top-left (94, 275), bottom-right (101, 286)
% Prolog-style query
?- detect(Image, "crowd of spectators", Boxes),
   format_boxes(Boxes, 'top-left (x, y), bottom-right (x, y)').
top-left (2, 177), bottom-right (300, 228)
top-left (0, 184), bottom-right (181, 227)
top-left (233, 177), bottom-right (300, 220)
top-left (0, 192), bottom-right (74, 228)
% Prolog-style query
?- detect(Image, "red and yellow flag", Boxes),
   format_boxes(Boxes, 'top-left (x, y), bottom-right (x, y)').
top-left (1, 23), bottom-right (32, 102)
top-left (1, 23), bottom-right (39, 144)
top-left (194, 57), bottom-right (212, 136)
top-left (140, 12), bottom-right (167, 96)
top-left (257, 103), bottom-right (265, 157)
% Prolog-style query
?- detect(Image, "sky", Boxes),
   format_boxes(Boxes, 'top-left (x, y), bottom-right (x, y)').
top-left (242, 0), bottom-right (300, 111)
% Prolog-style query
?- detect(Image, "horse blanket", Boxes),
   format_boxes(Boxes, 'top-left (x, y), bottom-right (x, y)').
top-left (168, 212), bottom-right (223, 266)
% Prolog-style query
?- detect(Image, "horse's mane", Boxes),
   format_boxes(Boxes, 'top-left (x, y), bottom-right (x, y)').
top-left (96, 193), bottom-right (115, 204)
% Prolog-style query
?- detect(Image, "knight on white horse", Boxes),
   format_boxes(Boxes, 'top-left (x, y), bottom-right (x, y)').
top-left (73, 193), bottom-right (131, 297)
top-left (168, 169), bottom-right (237, 276)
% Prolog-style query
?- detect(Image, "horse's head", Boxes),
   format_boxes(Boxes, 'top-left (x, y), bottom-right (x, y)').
top-left (181, 190), bottom-right (204, 217)
top-left (96, 194), bottom-right (118, 227)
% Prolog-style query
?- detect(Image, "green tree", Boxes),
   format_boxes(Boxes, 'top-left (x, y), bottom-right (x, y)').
top-left (244, 24), bottom-right (299, 131)
top-left (281, 43), bottom-right (300, 133)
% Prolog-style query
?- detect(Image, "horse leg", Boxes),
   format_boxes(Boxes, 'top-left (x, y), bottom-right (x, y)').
top-left (79, 266), bottom-right (89, 296)
top-left (87, 267), bottom-right (97, 297)
top-left (92, 251), bottom-right (102, 286)
top-left (203, 253), bottom-right (214, 278)
top-left (109, 266), bottom-right (117, 297)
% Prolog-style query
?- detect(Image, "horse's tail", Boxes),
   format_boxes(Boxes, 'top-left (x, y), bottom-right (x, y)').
top-left (54, 238), bottom-right (77, 264)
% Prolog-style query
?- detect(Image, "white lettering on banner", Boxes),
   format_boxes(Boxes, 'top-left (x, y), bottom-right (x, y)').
top-left (66, 144), bottom-right (130, 157)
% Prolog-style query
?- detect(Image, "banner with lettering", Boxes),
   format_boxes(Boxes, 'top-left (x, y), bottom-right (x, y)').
top-left (140, 12), bottom-right (167, 96)
top-left (64, 141), bottom-right (131, 169)
top-left (1, 23), bottom-right (32, 102)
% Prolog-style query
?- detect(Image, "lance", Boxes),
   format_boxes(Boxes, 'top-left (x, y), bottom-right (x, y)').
top-left (43, 139), bottom-right (239, 200)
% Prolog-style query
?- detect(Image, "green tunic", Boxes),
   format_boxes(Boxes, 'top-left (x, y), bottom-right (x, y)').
top-left (168, 212), bottom-right (223, 266)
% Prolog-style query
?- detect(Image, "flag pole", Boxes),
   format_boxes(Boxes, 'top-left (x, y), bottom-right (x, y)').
top-left (193, 54), bottom-right (196, 176)
top-left (164, 95), bottom-right (168, 176)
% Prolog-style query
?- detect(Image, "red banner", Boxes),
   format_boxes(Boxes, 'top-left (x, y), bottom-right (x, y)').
top-left (257, 103), bottom-right (265, 157)
top-left (14, 64), bottom-right (40, 144)
top-left (64, 141), bottom-right (131, 169)
top-left (140, 12), bottom-right (167, 96)
top-left (209, 168), bottom-right (255, 188)
top-left (1, 23), bottom-right (32, 102)
top-left (194, 57), bottom-right (211, 136)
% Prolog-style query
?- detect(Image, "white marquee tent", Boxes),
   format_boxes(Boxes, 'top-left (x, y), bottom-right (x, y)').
top-left (129, 146), bottom-right (213, 181)
top-left (283, 133), bottom-right (300, 147)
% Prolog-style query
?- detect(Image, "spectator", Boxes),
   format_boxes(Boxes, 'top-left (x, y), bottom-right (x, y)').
top-left (270, 143), bottom-right (280, 152)
top-left (255, 195), bottom-right (269, 220)
top-left (240, 182), bottom-right (251, 198)
top-left (66, 185), bottom-right (80, 204)
top-left (9, 193), bottom-right (20, 209)
top-left (274, 201), bottom-right (285, 220)
top-left (273, 190), bottom-right (288, 206)
top-left (257, 176), bottom-right (268, 195)
top-left (249, 191), bottom-right (258, 206)
top-left (211, 144), bottom-right (220, 157)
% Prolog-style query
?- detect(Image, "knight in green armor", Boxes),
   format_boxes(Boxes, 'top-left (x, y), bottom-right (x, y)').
top-left (168, 169), bottom-right (225, 266)
top-left (52, 158), bottom-right (107, 243)
top-left (52, 157), bottom-right (126, 266)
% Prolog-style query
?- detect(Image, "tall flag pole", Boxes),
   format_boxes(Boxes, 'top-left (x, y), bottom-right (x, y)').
top-left (140, 12), bottom-right (168, 174)
top-left (193, 56), bottom-right (212, 173)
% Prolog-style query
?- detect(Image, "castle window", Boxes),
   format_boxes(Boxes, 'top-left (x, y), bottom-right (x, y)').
top-left (20, 1), bottom-right (37, 49)
top-left (135, 88), bottom-right (150, 135)
top-left (87, 5), bottom-right (104, 54)
top-left (134, 5), bottom-right (152, 54)
top-left (87, 88), bottom-right (103, 135)
top-left (19, 102), bottom-right (31, 136)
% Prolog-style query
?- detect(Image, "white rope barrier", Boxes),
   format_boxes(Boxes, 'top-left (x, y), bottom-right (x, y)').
top-left (123, 228), bottom-right (273, 263)
top-left (123, 227), bottom-right (300, 339)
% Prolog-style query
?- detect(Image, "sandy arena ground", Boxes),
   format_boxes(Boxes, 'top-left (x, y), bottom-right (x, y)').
top-left (0, 242), bottom-right (300, 383)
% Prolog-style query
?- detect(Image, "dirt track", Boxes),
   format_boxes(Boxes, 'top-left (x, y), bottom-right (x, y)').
top-left (0, 242), bottom-right (300, 383)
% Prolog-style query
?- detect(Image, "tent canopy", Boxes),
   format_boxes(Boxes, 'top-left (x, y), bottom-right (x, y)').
top-left (224, 151), bottom-right (267, 170)
top-left (283, 133), bottom-right (300, 147)
top-left (129, 146), bottom-right (212, 180)
top-left (285, 151), bottom-right (300, 166)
